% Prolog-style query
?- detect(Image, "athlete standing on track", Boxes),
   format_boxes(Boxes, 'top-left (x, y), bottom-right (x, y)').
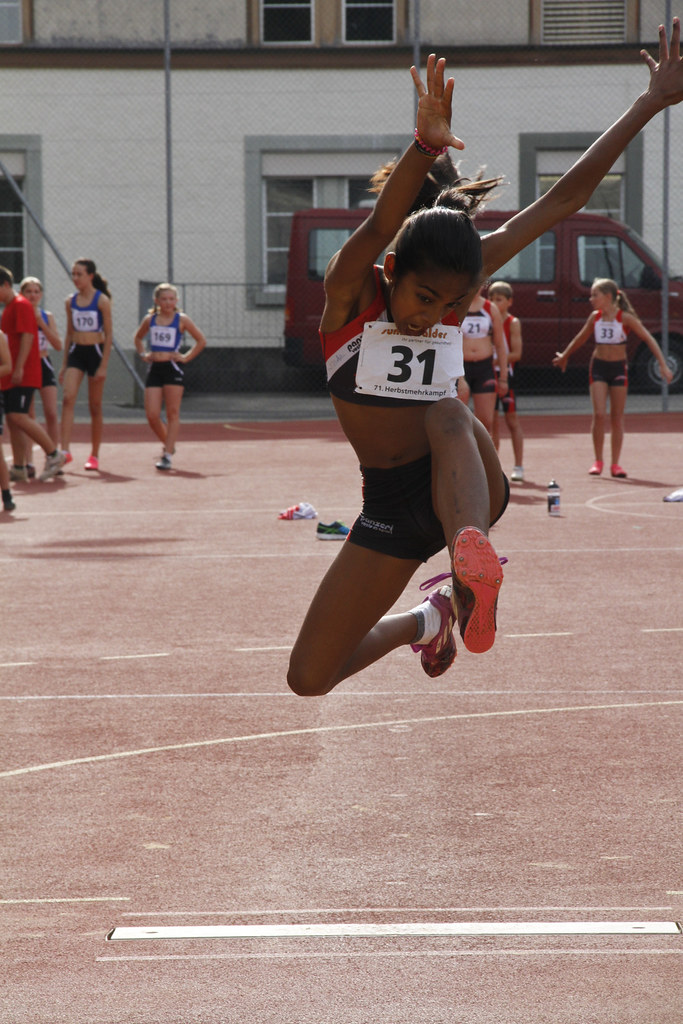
top-left (59, 258), bottom-right (113, 472)
top-left (459, 289), bottom-right (508, 437)
top-left (287, 23), bottom-right (683, 697)
top-left (17, 276), bottom-right (63, 478)
top-left (0, 266), bottom-right (65, 482)
top-left (552, 277), bottom-right (673, 478)
top-left (134, 283), bottom-right (207, 471)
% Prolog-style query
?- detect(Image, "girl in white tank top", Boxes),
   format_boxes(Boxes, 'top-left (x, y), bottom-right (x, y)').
top-left (553, 277), bottom-right (673, 477)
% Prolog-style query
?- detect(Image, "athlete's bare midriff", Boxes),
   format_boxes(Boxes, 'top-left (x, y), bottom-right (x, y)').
top-left (593, 342), bottom-right (627, 361)
top-left (331, 395), bottom-right (433, 467)
top-left (147, 350), bottom-right (179, 362)
top-left (71, 331), bottom-right (102, 346)
top-left (462, 336), bottom-right (493, 361)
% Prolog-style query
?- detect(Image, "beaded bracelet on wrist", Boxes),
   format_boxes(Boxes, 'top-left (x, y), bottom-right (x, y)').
top-left (413, 128), bottom-right (448, 158)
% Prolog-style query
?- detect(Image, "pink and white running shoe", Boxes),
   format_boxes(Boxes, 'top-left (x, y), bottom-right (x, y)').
top-left (410, 585), bottom-right (456, 678)
top-left (278, 501), bottom-right (317, 520)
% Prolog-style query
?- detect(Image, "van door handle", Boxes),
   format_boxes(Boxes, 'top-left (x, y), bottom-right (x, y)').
top-left (536, 290), bottom-right (556, 301)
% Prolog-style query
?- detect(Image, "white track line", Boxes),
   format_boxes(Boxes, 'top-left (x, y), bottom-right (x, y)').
top-left (585, 493), bottom-right (680, 519)
top-left (1, 698), bottom-right (680, 780)
top-left (504, 632), bottom-right (573, 638)
top-left (99, 652), bottom-right (170, 661)
top-left (121, 905), bottom-right (674, 918)
top-left (1, 689), bottom-right (681, 701)
top-left (97, 948), bottom-right (683, 963)
top-left (0, 896), bottom-right (129, 905)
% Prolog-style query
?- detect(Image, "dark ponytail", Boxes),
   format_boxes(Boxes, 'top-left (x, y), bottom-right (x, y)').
top-left (392, 175), bottom-right (502, 285)
top-left (75, 258), bottom-right (111, 298)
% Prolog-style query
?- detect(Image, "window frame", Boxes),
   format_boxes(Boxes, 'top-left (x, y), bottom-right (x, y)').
top-left (0, 0), bottom-right (31, 45)
top-left (342, 0), bottom-right (396, 46)
top-left (0, 135), bottom-right (43, 283)
top-left (244, 133), bottom-right (404, 305)
top-left (519, 132), bottom-right (643, 235)
top-left (260, 0), bottom-right (314, 47)
top-left (263, 176), bottom-right (316, 286)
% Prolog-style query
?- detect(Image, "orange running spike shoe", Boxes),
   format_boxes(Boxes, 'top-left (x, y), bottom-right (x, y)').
top-left (451, 527), bottom-right (504, 654)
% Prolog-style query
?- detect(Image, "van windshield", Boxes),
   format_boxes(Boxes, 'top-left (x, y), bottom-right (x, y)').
top-left (577, 233), bottom-right (662, 290)
top-left (478, 230), bottom-right (556, 282)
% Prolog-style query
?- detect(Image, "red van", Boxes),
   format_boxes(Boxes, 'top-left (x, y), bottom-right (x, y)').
top-left (283, 207), bottom-right (683, 392)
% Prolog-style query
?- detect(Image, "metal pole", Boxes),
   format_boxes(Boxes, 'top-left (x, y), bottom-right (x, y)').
top-left (412, 0), bottom-right (421, 121)
top-left (0, 158), bottom-right (145, 389)
top-left (164, 0), bottom-right (174, 282)
top-left (0, 159), bottom-right (72, 277)
top-left (661, 0), bottom-right (672, 412)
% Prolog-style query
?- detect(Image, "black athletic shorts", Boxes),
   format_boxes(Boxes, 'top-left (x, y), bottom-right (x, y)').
top-left (348, 452), bottom-right (510, 562)
top-left (463, 356), bottom-right (497, 395)
top-left (67, 343), bottom-right (103, 377)
top-left (590, 356), bottom-right (628, 388)
top-left (145, 360), bottom-right (185, 388)
top-left (41, 355), bottom-right (57, 389)
top-left (3, 386), bottom-right (35, 415)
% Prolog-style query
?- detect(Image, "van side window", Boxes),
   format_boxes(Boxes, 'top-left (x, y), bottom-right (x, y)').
top-left (308, 228), bottom-right (357, 280)
top-left (480, 229), bottom-right (555, 283)
top-left (577, 234), bottom-right (658, 290)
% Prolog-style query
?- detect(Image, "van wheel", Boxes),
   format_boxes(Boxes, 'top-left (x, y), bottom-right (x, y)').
top-left (632, 335), bottom-right (683, 393)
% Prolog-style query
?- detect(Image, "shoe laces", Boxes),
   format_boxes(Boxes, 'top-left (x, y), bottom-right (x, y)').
top-left (419, 556), bottom-right (508, 593)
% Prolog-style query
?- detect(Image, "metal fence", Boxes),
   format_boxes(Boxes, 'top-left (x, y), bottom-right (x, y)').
top-left (2, 0), bottom-right (680, 404)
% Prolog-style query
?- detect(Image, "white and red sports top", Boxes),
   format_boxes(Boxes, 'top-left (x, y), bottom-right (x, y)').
top-left (593, 309), bottom-right (628, 346)
top-left (461, 299), bottom-right (493, 342)
top-left (320, 266), bottom-right (462, 407)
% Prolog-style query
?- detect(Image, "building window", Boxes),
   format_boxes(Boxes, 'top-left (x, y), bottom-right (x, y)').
top-left (261, 0), bottom-right (312, 44)
top-left (519, 133), bottom-right (643, 236)
top-left (0, 0), bottom-right (22, 43)
top-left (538, 172), bottom-right (624, 220)
top-left (264, 178), bottom-right (314, 285)
top-left (0, 172), bottom-right (25, 280)
top-left (343, 0), bottom-right (394, 44)
top-left (246, 134), bottom-right (404, 300)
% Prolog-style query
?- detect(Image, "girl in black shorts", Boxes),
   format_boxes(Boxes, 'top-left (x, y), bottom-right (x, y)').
top-left (553, 277), bottom-right (673, 477)
top-left (134, 284), bottom-right (207, 471)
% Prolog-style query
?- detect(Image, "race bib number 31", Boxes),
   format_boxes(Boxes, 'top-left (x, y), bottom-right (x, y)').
top-left (355, 320), bottom-right (464, 401)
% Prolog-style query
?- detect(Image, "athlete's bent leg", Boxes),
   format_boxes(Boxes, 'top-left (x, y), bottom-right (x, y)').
top-left (287, 542), bottom-right (421, 697)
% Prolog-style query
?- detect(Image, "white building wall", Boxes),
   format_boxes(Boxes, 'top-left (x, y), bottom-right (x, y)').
top-left (420, 0), bottom-right (531, 46)
top-left (32, 0), bottom-right (246, 47)
top-left (1, 54), bottom-right (681, 350)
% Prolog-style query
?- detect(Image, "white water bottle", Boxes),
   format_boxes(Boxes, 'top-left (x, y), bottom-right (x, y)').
top-left (547, 479), bottom-right (561, 516)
